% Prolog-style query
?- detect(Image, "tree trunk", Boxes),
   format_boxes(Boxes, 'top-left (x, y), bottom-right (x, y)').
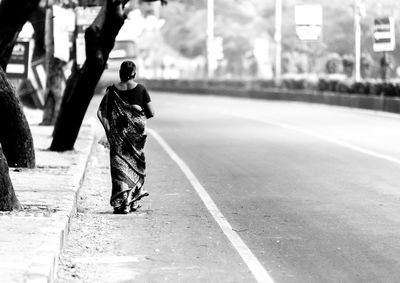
top-left (29, 6), bottom-right (46, 61)
top-left (0, 0), bottom-right (40, 167)
top-left (0, 145), bottom-right (23, 211)
top-left (41, 5), bottom-right (64, 125)
top-left (50, 0), bottom-right (128, 151)
top-left (0, 0), bottom-right (40, 69)
top-left (0, 66), bottom-right (35, 168)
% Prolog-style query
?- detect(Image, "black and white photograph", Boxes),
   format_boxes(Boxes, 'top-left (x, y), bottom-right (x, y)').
top-left (1, 0), bottom-right (400, 282)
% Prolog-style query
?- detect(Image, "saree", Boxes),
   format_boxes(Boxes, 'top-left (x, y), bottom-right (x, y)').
top-left (97, 86), bottom-right (148, 212)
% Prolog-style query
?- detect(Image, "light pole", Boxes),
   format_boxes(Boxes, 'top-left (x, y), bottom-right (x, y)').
top-left (207, 0), bottom-right (214, 78)
top-left (275, 0), bottom-right (282, 85)
top-left (354, 0), bottom-right (361, 82)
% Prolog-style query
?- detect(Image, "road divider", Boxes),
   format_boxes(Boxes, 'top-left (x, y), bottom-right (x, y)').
top-left (138, 79), bottom-right (400, 115)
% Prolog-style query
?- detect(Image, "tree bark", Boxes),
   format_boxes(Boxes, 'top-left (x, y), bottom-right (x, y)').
top-left (41, 6), bottom-right (64, 125)
top-left (0, 0), bottom-right (41, 69)
top-left (29, 6), bottom-right (46, 61)
top-left (0, 66), bottom-right (35, 168)
top-left (0, 145), bottom-right (23, 211)
top-left (50, 0), bottom-right (128, 151)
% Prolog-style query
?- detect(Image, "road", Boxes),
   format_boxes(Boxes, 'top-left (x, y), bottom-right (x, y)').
top-left (59, 91), bottom-right (400, 283)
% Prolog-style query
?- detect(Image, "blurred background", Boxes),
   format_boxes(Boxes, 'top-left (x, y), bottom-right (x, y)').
top-left (111, 0), bottom-right (400, 82)
top-left (10, 0), bottom-right (400, 104)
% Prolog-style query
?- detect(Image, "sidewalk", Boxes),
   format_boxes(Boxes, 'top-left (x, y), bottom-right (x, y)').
top-left (0, 109), bottom-right (95, 283)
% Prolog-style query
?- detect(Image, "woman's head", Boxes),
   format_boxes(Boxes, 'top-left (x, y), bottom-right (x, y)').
top-left (119, 60), bottom-right (136, 82)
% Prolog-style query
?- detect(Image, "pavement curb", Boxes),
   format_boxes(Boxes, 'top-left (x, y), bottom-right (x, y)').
top-left (25, 131), bottom-right (95, 283)
top-left (25, 136), bottom-right (96, 283)
top-left (29, 133), bottom-right (95, 283)
top-left (0, 118), bottom-right (96, 283)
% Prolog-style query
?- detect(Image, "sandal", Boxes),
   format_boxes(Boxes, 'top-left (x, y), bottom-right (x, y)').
top-left (132, 189), bottom-right (149, 202)
top-left (113, 205), bottom-right (130, 214)
top-left (130, 202), bottom-right (142, 212)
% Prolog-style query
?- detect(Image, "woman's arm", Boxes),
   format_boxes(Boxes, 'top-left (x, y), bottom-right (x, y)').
top-left (144, 102), bottom-right (155, 119)
top-left (97, 109), bottom-right (110, 131)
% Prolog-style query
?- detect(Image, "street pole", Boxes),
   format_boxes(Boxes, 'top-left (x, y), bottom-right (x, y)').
top-left (207, 0), bottom-right (214, 78)
top-left (354, 0), bottom-right (361, 82)
top-left (274, 0), bottom-right (282, 85)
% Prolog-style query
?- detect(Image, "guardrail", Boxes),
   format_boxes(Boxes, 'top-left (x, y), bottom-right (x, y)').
top-left (138, 79), bottom-right (400, 115)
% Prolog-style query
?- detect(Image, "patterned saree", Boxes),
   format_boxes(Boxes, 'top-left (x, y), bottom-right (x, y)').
top-left (97, 87), bottom-right (148, 213)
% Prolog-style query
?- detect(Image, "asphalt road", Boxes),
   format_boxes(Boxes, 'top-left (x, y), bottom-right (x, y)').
top-left (59, 91), bottom-right (400, 283)
top-left (146, 92), bottom-right (400, 283)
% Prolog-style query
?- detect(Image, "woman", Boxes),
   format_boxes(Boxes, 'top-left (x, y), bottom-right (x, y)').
top-left (97, 60), bottom-right (155, 214)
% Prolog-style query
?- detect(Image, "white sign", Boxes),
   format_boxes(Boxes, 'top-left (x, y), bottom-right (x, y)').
top-left (208, 37), bottom-right (224, 60)
top-left (75, 6), bottom-right (101, 66)
top-left (54, 6), bottom-right (75, 62)
top-left (76, 6), bottom-right (101, 27)
top-left (373, 17), bottom-right (395, 52)
top-left (76, 34), bottom-right (86, 66)
top-left (295, 5), bottom-right (323, 41)
top-left (253, 38), bottom-right (269, 62)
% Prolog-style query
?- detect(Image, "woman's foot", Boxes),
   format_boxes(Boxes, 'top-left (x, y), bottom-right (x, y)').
top-left (132, 189), bottom-right (149, 202)
top-left (113, 205), bottom-right (130, 214)
top-left (130, 201), bottom-right (142, 212)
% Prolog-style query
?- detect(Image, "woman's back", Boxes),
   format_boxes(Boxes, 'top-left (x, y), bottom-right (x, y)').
top-left (113, 83), bottom-right (150, 110)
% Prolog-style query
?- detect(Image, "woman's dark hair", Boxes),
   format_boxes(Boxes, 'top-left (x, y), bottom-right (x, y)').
top-left (119, 60), bottom-right (136, 82)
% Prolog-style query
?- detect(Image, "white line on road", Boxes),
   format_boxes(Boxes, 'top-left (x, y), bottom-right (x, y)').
top-left (223, 110), bottom-right (400, 168)
top-left (148, 128), bottom-right (275, 283)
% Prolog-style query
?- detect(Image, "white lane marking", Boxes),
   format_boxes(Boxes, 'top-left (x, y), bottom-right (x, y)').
top-left (148, 128), bottom-right (274, 283)
top-left (222, 110), bottom-right (400, 167)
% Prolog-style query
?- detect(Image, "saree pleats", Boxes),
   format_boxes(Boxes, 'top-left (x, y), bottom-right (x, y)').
top-left (97, 87), bottom-right (147, 209)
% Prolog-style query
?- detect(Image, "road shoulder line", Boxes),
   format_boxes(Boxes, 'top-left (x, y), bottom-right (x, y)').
top-left (148, 128), bottom-right (275, 283)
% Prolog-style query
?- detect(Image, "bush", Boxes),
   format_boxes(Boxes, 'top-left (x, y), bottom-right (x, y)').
top-left (353, 81), bottom-right (370, 95)
top-left (368, 81), bottom-right (383, 96)
top-left (256, 80), bottom-right (275, 89)
top-left (382, 82), bottom-right (396, 97)
top-left (335, 80), bottom-right (352, 93)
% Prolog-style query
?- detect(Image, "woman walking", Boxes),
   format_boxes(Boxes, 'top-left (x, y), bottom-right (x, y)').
top-left (97, 60), bottom-right (154, 214)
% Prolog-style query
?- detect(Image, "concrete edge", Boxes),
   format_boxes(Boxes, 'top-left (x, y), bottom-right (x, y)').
top-left (24, 131), bottom-right (96, 283)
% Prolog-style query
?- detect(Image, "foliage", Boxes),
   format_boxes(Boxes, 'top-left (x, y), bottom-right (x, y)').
top-left (159, 0), bottom-right (400, 78)
top-left (325, 53), bottom-right (342, 74)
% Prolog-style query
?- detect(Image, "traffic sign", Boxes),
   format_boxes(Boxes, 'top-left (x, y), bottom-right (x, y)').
top-left (208, 37), bottom-right (224, 60)
top-left (6, 41), bottom-right (30, 79)
top-left (75, 6), bottom-right (101, 67)
top-left (295, 5), bottom-right (322, 41)
top-left (373, 17), bottom-right (395, 52)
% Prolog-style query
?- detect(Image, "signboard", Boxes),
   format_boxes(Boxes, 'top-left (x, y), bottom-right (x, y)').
top-left (54, 6), bottom-right (75, 62)
top-left (76, 6), bottom-right (101, 33)
top-left (253, 38), bottom-right (269, 62)
top-left (6, 41), bottom-right (30, 79)
top-left (76, 34), bottom-right (86, 66)
top-left (75, 6), bottom-right (101, 66)
top-left (295, 5), bottom-right (322, 41)
top-left (208, 37), bottom-right (224, 60)
top-left (373, 17), bottom-right (395, 52)
top-left (29, 58), bottom-right (46, 108)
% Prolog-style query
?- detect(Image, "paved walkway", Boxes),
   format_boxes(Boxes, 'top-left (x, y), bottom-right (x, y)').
top-left (0, 109), bottom-right (95, 283)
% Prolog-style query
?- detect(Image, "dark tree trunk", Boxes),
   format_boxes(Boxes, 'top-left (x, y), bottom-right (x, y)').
top-left (0, 0), bottom-right (40, 167)
top-left (0, 145), bottom-right (23, 211)
top-left (0, 66), bottom-right (35, 168)
top-left (29, 6), bottom-right (46, 61)
top-left (0, 0), bottom-right (40, 69)
top-left (50, 0), bottom-right (128, 151)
